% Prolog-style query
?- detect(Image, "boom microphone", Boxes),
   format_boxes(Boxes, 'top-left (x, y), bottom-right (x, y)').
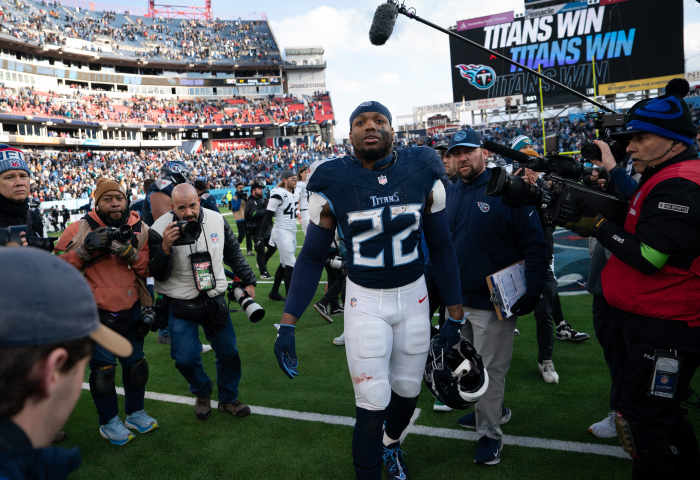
top-left (482, 140), bottom-right (534, 165)
top-left (369, 2), bottom-right (398, 45)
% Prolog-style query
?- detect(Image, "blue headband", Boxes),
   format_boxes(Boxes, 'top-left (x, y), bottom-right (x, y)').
top-left (349, 101), bottom-right (392, 129)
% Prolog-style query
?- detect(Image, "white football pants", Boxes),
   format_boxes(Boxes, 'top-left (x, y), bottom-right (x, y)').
top-left (270, 227), bottom-right (296, 267)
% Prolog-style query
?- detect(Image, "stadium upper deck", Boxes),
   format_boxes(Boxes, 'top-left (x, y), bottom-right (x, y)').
top-left (0, 0), bottom-right (281, 66)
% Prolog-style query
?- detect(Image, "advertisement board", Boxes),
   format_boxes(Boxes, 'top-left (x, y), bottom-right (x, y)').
top-left (450, 0), bottom-right (684, 105)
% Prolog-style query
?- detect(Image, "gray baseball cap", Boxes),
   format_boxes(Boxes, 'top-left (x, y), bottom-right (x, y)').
top-left (0, 248), bottom-right (132, 357)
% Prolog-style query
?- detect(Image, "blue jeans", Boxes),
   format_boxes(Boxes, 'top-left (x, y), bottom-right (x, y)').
top-left (168, 305), bottom-right (242, 403)
top-left (89, 306), bottom-right (146, 425)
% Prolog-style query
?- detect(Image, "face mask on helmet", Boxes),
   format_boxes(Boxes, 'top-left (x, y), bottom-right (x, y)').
top-left (424, 334), bottom-right (489, 410)
top-left (162, 161), bottom-right (189, 185)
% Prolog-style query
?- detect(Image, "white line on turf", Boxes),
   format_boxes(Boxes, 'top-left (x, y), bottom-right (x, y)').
top-left (81, 384), bottom-right (628, 459)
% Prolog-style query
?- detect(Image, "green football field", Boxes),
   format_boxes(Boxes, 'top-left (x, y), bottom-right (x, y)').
top-left (62, 215), bottom-right (700, 480)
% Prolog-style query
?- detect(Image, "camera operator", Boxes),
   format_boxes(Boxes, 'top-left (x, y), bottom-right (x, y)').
top-left (0, 145), bottom-right (53, 250)
top-left (0, 249), bottom-right (133, 480)
top-left (246, 182), bottom-right (273, 278)
top-left (148, 183), bottom-right (256, 420)
top-left (564, 90), bottom-right (700, 476)
top-left (54, 177), bottom-right (157, 446)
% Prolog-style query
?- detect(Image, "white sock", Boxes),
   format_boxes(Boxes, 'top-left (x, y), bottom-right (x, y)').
top-left (382, 431), bottom-right (399, 447)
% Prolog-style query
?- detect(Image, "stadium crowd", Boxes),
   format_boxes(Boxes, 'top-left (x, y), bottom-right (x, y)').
top-left (0, 0), bottom-right (281, 63)
top-left (25, 143), bottom-right (342, 202)
top-left (0, 87), bottom-right (334, 126)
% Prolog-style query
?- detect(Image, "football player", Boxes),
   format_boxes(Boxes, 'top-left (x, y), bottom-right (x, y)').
top-left (274, 101), bottom-right (466, 480)
top-left (262, 170), bottom-right (298, 301)
top-left (295, 166), bottom-right (311, 234)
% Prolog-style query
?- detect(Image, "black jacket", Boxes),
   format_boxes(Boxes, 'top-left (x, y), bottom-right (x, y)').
top-left (244, 195), bottom-right (268, 236)
top-left (0, 419), bottom-right (81, 480)
top-left (148, 210), bottom-right (256, 287)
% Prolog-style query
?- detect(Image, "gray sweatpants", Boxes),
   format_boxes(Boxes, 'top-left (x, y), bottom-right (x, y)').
top-left (461, 307), bottom-right (517, 440)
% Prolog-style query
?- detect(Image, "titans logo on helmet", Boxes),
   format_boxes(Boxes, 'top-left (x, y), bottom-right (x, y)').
top-left (455, 64), bottom-right (497, 90)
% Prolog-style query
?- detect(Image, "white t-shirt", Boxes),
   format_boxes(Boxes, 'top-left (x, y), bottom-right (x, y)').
top-left (267, 186), bottom-right (298, 231)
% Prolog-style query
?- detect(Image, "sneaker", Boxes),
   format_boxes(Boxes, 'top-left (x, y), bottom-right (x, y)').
top-left (194, 396), bottom-right (211, 420)
top-left (218, 400), bottom-right (251, 418)
top-left (330, 304), bottom-right (344, 315)
top-left (588, 411), bottom-right (617, 438)
top-left (313, 302), bottom-right (333, 324)
top-left (260, 272), bottom-right (272, 280)
top-left (332, 332), bottom-right (345, 346)
top-left (99, 416), bottom-right (134, 446)
top-left (537, 360), bottom-right (560, 384)
top-left (125, 410), bottom-right (159, 434)
top-left (382, 441), bottom-right (408, 480)
top-left (269, 291), bottom-right (286, 301)
top-left (433, 400), bottom-right (453, 412)
top-left (201, 344), bottom-right (213, 353)
top-left (458, 407), bottom-right (511, 429)
top-left (474, 436), bottom-right (502, 465)
top-left (555, 322), bottom-right (590, 343)
top-left (513, 328), bottom-right (520, 336)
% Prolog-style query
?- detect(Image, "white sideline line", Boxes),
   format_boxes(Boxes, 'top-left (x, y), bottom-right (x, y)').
top-left (81, 384), bottom-right (628, 459)
top-left (256, 280), bottom-right (328, 285)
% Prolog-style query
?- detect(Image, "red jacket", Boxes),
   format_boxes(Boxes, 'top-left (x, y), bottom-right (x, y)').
top-left (56, 210), bottom-right (150, 312)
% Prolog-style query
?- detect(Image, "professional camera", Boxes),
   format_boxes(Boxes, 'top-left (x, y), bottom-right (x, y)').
top-left (227, 281), bottom-right (265, 323)
top-left (172, 220), bottom-right (202, 246)
top-left (580, 112), bottom-right (629, 164)
top-left (485, 141), bottom-right (627, 227)
top-left (106, 224), bottom-right (133, 243)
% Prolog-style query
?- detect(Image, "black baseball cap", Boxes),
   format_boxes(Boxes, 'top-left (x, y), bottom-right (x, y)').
top-left (0, 249), bottom-right (132, 357)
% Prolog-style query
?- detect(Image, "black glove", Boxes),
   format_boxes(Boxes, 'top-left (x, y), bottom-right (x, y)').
top-left (84, 227), bottom-right (111, 253)
top-left (511, 293), bottom-right (540, 317)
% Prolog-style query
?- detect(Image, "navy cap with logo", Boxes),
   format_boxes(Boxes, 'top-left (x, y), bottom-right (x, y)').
top-left (447, 128), bottom-right (482, 153)
top-left (0, 248), bottom-right (132, 357)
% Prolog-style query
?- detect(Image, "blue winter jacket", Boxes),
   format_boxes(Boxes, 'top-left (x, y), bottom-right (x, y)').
top-left (446, 168), bottom-right (547, 310)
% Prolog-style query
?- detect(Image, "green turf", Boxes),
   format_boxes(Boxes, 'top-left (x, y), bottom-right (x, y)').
top-left (62, 218), bottom-right (698, 479)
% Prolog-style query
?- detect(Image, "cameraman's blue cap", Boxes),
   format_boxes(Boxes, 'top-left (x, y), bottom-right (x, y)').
top-left (350, 101), bottom-right (392, 129)
top-left (447, 128), bottom-right (481, 153)
top-left (0, 248), bottom-right (132, 357)
top-left (0, 144), bottom-right (30, 176)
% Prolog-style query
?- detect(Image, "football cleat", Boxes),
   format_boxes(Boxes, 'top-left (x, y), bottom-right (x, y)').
top-left (382, 441), bottom-right (408, 480)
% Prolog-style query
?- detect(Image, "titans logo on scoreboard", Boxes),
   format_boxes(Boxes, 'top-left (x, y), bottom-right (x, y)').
top-left (455, 64), bottom-right (496, 90)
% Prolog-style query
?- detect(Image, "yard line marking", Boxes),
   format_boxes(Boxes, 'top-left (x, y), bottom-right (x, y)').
top-left (400, 408), bottom-right (421, 444)
top-left (82, 384), bottom-right (628, 459)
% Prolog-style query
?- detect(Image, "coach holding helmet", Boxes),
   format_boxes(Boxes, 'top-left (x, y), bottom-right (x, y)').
top-left (149, 183), bottom-right (256, 420)
top-left (565, 87), bottom-right (700, 476)
top-left (55, 177), bottom-right (157, 446)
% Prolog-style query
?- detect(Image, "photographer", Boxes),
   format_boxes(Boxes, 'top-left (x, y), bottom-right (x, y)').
top-left (55, 177), bottom-right (157, 446)
top-left (566, 91), bottom-right (700, 476)
top-left (0, 145), bottom-right (52, 250)
top-left (0, 249), bottom-right (132, 480)
top-left (148, 183), bottom-right (256, 421)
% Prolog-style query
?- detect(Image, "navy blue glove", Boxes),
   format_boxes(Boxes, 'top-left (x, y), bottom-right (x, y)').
top-left (438, 314), bottom-right (467, 349)
top-left (274, 324), bottom-right (298, 379)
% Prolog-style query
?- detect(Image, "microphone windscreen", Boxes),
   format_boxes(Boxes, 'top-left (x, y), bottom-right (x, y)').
top-left (369, 2), bottom-right (398, 46)
top-left (482, 140), bottom-right (535, 164)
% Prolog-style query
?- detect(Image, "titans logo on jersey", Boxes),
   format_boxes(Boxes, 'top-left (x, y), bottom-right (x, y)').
top-left (307, 147), bottom-right (444, 289)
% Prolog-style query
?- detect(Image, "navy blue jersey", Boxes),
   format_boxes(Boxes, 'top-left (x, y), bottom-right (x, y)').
top-left (307, 147), bottom-right (444, 289)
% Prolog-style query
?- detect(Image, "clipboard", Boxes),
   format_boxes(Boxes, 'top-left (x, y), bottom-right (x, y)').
top-left (486, 260), bottom-right (527, 320)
